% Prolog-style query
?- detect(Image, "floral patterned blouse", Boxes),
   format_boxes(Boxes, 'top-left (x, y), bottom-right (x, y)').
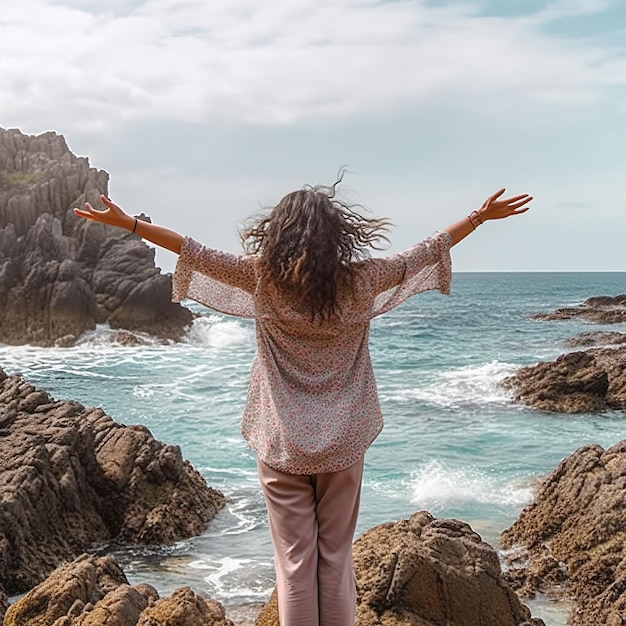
top-left (172, 231), bottom-right (452, 475)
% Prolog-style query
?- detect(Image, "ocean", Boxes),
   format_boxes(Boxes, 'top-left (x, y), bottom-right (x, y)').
top-left (2, 272), bottom-right (626, 625)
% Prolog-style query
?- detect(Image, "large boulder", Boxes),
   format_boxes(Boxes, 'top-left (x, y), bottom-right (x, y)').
top-left (503, 351), bottom-right (610, 413)
top-left (0, 127), bottom-right (193, 346)
top-left (503, 344), bottom-right (626, 413)
top-left (256, 511), bottom-right (544, 626)
top-left (501, 440), bottom-right (626, 626)
top-left (0, 367), bottom-right (226, 598)
top-left (4, 554), bottom-right (234, 626)
top-left (137, 587), bottom-right (234, 626)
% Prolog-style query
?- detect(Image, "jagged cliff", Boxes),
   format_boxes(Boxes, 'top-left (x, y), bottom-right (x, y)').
top-left (0, 128), bottom-right (193, 346)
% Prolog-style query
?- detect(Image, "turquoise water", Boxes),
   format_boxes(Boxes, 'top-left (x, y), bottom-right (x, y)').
top-left (2, 272), bottom-right (626, 625)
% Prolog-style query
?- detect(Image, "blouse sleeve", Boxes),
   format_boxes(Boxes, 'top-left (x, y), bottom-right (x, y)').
top-left (362, 231), bottom-right (452, 318)
top-left (171, 237), bottom-right (258, 318)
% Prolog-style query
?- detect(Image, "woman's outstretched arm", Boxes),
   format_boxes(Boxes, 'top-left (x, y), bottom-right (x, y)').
top-left (445, 188), bottom-right (532, 247)
top-left (74, 195), bottom-right (184, 254)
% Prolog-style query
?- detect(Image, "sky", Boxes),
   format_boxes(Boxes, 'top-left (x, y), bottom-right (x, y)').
top-left (1, 0), bottom-right (625, 273)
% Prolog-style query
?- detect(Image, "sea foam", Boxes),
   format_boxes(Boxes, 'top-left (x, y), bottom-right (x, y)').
top-left (389, 360), bottom-right (519, 408)
top-left (183, 316), bottom-right (254, 349)
top-left (408, 459), bottom-right (534, 511)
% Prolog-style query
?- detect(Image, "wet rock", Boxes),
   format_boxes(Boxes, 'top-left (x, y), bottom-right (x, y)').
top-left (4, 554), bottom-right (153, 626)
top-left (533, 294), bottom-right (626, 324)
top-left (503, 351), bottom-right (609, 413)
top-left (504, 345), bottom-right (626, 412)
top-left (0, 127), bottom-right (193, 346)
top-left (137, 587), bottom-right (234, 626)
top-left (256, 511), bottom-right (544, 626)
top-left (4, 554), bottom-right (233, 626)
top-left (501, 440), bottom-right (626, 626)
top-left (0, 368), bottom-right (226, 597)
top-left (564, 331), bottom-right (626, 348)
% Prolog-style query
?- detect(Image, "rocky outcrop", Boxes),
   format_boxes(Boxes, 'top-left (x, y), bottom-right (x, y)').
top-left (533, 294), bottom-right (626, 324)
top-left (505, 295), bottom-right (626, 413)
top-left (503, 351), bottom-right (610, 413)
top-left (503, 344), bottom-right (626, 413)
top-left (564, 330), bottom-right (626, 348)
top-left (0, 367), bottom-right (226, 598)
top-left (501, 440), bottom-right (626, 626)
top-left (4, 554), bottom-right (234, 626)
top-left (0, 127), bottom-right (193, 346)
top-left (256, 511), bottom-right (544, 626)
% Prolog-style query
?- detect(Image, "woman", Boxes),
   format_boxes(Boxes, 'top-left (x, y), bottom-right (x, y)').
top-left (74, 181), bottom-right (531, 626)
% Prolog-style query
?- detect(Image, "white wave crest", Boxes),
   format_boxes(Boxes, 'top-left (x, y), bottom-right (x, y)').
top-left (393, 361), bottom-right (518, 408)
top-left (183, 316), bottom-right (253, 349)
top-left (187, 556), bottom-right (274, 600)
top-left (74, 325), bottom-right (163, 348)
top-left (408, 460), bottom-right (533, 511)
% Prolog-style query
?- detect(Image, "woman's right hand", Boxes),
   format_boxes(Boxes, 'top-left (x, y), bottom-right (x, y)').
top-left (74, 194), bottom-right (135, 231)
top-left (75, 194), bottom-right (184, 254)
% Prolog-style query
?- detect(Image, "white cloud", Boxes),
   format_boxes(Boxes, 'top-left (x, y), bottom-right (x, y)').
top-left (1, 0), bottom-right (624, 135)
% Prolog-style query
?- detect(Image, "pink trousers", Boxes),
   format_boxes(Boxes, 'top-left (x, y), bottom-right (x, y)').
top-left (257, 457), bottom-right (364, 626)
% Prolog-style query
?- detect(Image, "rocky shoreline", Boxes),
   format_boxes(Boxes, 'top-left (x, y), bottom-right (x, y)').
top-left (6, 325), bottom-right (624, 624)
top-left (1, 367), bottom-right (548, 625)
top-left (496, 293), bottom-right (626, 624)
top-left (0, 366), bottom-right (226, 617)
top-left (2, 301), bottom-right (626, 623)
top-left (504, 300), bottom-right (626, 413)
top-left (502, 440), bottom-right (626, 626)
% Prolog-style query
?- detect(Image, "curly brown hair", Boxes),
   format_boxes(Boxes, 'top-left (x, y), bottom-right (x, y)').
top-left (240, 176), bottom-right (392, 320)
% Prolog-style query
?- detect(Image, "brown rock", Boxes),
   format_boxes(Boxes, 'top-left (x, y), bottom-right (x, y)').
top-left (533, 294), bottom-right (626, 324)
top-left (564, 330), bottom-right (626, 348)
top-left (504, 345), bottom-right (626, 412)
top-left (0, 368), bottom-right (226, 597)
top-left (503, 351), bottom-right (609, 413)
top-left (256, 511), bottom-right (544, 626)
top-left (137, 587), bottom-right (234, 626)
top-left (4, 554), bottom-right (155, 626)
top-left (501, 440), bottom-right (626, 626)
top-left (0, 127), bottom-right (193, 346)
top-left (4, 554), bottom-right (233, 626)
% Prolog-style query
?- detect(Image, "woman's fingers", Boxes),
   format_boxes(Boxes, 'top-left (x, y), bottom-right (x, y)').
top-left (86, 201), bottom-right (110, 215)
top-left (481, 190), bottom-right (533, 220)
top-left (73, 202), bottom-right (107, 221)
top-left (99, 194), bottom-right (122, 212)
top-left (501, 195), bottom-right (533, 211)
top-left (73, 196), bottom-right (126, 227)
top-left (73, 207), bottom-right (89, 218)
top-left (502, 193), bottom-right (532, 204)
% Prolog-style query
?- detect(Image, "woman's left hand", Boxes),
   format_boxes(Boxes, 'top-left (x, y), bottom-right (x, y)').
top-left (477, 188), bottom-right (533, 222)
